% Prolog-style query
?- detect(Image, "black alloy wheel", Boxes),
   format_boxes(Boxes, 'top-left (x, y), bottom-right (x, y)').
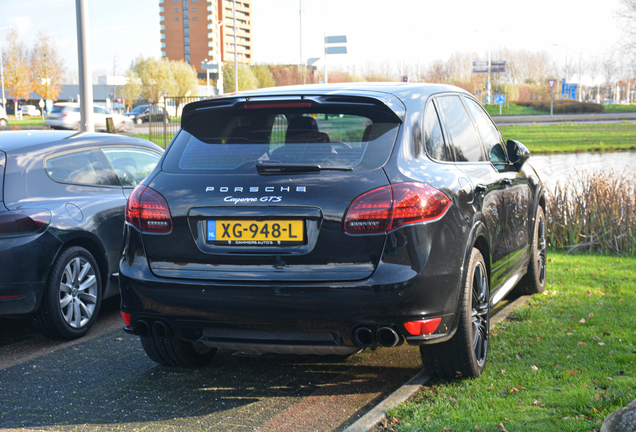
top-left (420, 248), bottom-right (490, 379)
top-left (471, 256), bottom-right (490, 368)
top-left (518, 206), bottom-right (547, 295)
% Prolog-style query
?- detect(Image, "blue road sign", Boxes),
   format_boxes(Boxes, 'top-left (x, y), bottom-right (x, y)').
top-left (495, 94), bottom-right (506, 106)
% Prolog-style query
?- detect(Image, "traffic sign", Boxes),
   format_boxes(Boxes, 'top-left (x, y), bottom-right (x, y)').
top-left (548, 79), bottom-right (556, 89)
top-left (495, 94), bottom-right (506, 106)
top-left (202, 63), bottom-right (218, 71)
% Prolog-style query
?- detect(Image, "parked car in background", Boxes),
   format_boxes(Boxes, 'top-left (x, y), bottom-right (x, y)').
top-left (46, 103), bottom-right (134, 132)
top-left (0, 131), bottom-right (163, 339)
top-left (119, 83), bottom-right (547, 378)
top-left (22, 105), bottom-right (41, 116)
top-left (0, 105), bottom-right (7, 128)
top-left (125, 104), bottom-right (170, 125)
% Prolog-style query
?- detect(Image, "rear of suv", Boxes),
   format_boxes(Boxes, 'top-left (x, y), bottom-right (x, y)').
top-left (119, 83), bottom-right (546, 378)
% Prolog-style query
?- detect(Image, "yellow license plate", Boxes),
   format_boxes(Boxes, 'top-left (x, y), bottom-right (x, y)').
top-left (207, 220), bottom-right (304, 245)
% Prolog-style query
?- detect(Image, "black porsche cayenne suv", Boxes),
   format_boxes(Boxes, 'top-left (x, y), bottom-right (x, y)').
top-left (119, 83), bottom-right (546, 379)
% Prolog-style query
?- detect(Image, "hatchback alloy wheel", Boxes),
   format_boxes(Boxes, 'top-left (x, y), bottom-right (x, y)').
top-left (31, 246), bottom-right (103, 340)
top-left (59, 256), bottom-right (99, 329)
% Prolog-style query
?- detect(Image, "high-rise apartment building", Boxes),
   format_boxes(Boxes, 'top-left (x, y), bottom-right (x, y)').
top-left (160, 0), bottom-right (253, 77)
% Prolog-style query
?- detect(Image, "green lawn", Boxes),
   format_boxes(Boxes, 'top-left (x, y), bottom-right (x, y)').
top-left (6, 116), bottom-right (46, 127)
top-left (603, 104), bottom-right (636, 113)
top-left (383, 252), bottom-right (636, 432)
top-left (485, 103), bottom-right (548, 116)
top-left (499, 122), bottom-right (636, 153)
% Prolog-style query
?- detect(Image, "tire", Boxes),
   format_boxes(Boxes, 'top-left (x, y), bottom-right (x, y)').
top-left (419, 248), bottom-right (490, 380)
top-left (0, 119), bottom-right (7, 128)
top-left (140, 336), bottom-right (217, 367)
top-left (31, 246), bottom-right (103, 340)
top-left (136, 118), bottom-right (143, 125)
top-left (517, 207), bottom-right (547, 295)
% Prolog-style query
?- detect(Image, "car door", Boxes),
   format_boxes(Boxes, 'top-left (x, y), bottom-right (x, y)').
top-left (434, 94), bottom-right (510, 290)
top-left (462, 96), bottom-right (531, 279)
top-left (44, 148), bottom-right (128, 297)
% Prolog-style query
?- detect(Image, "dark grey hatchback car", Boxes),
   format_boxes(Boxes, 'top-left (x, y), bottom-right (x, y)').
top-left (0, 131), bottom-right (163, 339)
top-left (119, 83), bottom-right (546, 379)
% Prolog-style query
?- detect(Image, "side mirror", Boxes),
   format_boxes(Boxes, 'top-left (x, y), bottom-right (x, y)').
top-left (506, 139), bottom-right (530, 169)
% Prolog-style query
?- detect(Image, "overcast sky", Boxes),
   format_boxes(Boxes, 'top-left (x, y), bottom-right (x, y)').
top-left (0, 0), bottom-right (626, 79)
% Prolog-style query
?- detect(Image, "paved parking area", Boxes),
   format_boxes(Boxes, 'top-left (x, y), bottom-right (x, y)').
top-left (0, 300), bottom-right (421, 431)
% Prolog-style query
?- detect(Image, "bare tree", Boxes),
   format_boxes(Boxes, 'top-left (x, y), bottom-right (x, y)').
top-left (617, 0), bottom-right (636, 59)
top-left (30, 31), bottom-right (64, 102)
top-left (3, 29), bottom-right (32, 102)
top-left (586, 56), bottom-right (601, 102)
top-left (601, 51), bottom-right (617, 101)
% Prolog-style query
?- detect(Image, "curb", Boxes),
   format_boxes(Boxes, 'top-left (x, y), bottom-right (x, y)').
top-left (343, 294), bottom-right (532, 432)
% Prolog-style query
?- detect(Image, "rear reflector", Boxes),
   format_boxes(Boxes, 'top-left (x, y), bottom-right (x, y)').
top-left (404, 318), bottom-right (442, 336)
top-left (344, 183), bottom-right (450, 234)
top-left (0, 209), bottom-right (51, 237)
top-left (121, 312), bottom-right (133, 326)
top-left (126, 185), bottom-right (173, 234)
top-left (0, 295), bottom-right (25, 300)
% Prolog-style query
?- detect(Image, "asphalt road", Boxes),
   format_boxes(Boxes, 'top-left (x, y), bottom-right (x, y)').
top-left (0, 291), bottom-right (524, 432)
top-left (0, 298), bottom-right (424, 431)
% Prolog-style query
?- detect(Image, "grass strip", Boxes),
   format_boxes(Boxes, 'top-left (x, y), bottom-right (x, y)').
top-left (485, 104), bottom-right (548, 116)
top-left (383, 251), bottom-right (636, 432)
top-left (499, 122), bottom-right (636, 153)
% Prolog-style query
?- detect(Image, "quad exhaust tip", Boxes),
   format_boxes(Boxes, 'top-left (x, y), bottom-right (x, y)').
top-left (135, 320), bottom-right (150, 337)
top-left (135, 319), bottom-right (173, 339)
top-left (353, 327), bottom-right (374, 347)
top-left (354, 326), bottom-right (402, 347)
top-left (376, 327), bottom-right (400, 347)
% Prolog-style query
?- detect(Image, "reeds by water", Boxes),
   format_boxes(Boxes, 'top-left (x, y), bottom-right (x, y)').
top-left (546, 169), bottom-right (636, 255)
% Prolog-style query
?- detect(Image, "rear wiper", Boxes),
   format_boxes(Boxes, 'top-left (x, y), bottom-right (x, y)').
top-left (255, 160), bottom-right (353, 173)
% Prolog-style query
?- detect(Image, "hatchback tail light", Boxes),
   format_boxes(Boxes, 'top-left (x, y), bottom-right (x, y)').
top-left (0, 209), bottom-right (51, 237)
top-left (344, 183), bottom-right (450, 234)
top-left (126, 185), bottom-right (173, 233)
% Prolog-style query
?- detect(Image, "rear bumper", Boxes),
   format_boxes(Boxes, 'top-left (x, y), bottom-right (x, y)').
top-left (119, 225), bottom-right (464, 349)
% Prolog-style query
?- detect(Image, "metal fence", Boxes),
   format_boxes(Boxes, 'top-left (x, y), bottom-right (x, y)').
top-left (148, 96), bottom-right (205, 148)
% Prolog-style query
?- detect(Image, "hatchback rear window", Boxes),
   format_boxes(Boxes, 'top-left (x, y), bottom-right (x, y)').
top-left (163, 105), bottom-right (401, 173)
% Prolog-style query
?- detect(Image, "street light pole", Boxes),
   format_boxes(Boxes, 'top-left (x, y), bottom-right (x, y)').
top-left (75, 0), bottom-right (94, 132)
top-left (202, 59), bottom-right (210, 96)
top-left (0, 26), bottom-right (12, 111)
top-left (232, 0), bottom-right (237, 92)
top-left (0, 41), bottom-right (5, 111)
top-left (553, 44), bottom-right (568, 100)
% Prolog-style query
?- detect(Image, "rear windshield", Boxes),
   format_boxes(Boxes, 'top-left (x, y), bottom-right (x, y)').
top-left (162, 105), bottom-right (401, 173)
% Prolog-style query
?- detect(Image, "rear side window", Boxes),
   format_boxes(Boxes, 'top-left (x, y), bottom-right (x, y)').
top-left (163, 104), bottom-right (401, 173)
top-left (45, 149), bottom-right (119, 186)
top-left (423, 103), bottom-right (448, 161)
top-left (102, 148), bottom-right (162, 186)
top-left (435, 95), bottom-right (484, 163)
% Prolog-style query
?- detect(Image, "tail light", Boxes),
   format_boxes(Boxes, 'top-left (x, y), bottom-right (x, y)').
top-left (0, 209), bottom-right (51, 237)
top-left (344, 183), bottom-right (450, 234)
top-left (126, 185), bottom-right (173, 234)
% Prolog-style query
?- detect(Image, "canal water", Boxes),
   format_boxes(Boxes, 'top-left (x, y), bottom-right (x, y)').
top-left (528, 151), bottom-right (636, 188)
